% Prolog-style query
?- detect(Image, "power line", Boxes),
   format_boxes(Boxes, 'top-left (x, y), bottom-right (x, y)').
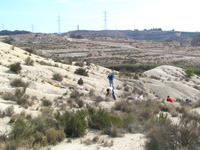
top-left (104, 11), bottom-right (107, 30)
top-left (32, 24), bottom-right (34, 33)
top-left (58, 15), bottom-right (61, 34)
top-left (2, 24), bottom-right (4, 30)
top-left (134, 22), bottom-right (136, 30)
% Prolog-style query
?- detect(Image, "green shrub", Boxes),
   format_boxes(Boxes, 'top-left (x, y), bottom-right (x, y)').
top-left (185, 68), bottom-right (194, 78)
top-left (52, 73), bottom-right (63, 82)
top-left (45, 128), bottom-right (65, 144)
top-left (34, 131), bottom-right (44, 143)
top-left (74, 68), bottom-right (88, 76)
top-left (5, 141), bottom-right (18, 150)
top-left (11, 119), bottom-right (36, 140)
top-left (61, 110), bottom-right (87, 137)
top-left (32, 116), bottom-right (57, 134)
top-left (9, 62), bottom-right (22, 74)
top-left (88, 107), bottom-right (122, 130)
top-left (25, 57), bottom-right (34, 66)
top-left (148, 113), bottom-right (171, 128)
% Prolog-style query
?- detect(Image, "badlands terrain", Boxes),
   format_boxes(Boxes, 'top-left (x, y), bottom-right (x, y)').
top-left (0, 39), bottom-right (200, 150)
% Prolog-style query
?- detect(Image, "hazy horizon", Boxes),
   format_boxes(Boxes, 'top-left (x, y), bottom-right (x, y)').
top-left (0, 0), bottom-right (200, 33)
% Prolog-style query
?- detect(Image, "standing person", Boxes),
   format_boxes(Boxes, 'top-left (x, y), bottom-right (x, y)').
top-left (107, 73), bottom-right (114, 88)
top-left (167, 96), bottom-right (173, 103)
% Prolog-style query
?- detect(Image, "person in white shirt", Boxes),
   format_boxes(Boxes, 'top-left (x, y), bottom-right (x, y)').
top-left (106, 87), bottom-right (116, 100)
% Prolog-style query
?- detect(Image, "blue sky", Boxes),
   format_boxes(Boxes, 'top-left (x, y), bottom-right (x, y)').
top-left (0, 0), bottom-right (200, 33)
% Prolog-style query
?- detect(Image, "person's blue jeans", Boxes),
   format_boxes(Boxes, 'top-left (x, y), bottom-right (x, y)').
top-left (109, 80), bottom-right (114, 88)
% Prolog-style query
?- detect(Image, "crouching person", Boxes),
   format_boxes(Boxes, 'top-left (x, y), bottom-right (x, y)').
top-left (167, 96), bottom-right (173, 103)
top-left (106, 87), bottom-right (116, 100)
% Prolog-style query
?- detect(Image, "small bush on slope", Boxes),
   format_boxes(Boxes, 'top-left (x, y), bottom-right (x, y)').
top-left (42, 97), bottom-right (52, 107)
top-left (74, 61), bottom-right (84, 67)
top-left (10, 78), bottom-right (29, 90)
top-left (52, 73), bottom-right (63, 82)
top-left (9, 62), bottom-right (22, 74)
top-left (74, 68), bottom-right (88, 76)
top-left (45, 128), bottom-right (65, 144)
top-left (185, 68), bottom-right (194, 78)
top-left (2, 89), bottom-right (30, 107)
top-left (25, 57), bottom-right (34, 66)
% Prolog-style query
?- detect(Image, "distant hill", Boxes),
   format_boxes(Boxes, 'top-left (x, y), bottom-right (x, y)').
top-left (67, 30), bottom-right (199, 42)
top-left (191, 34), bottom-right (200, 46)
top-left (0, 30), bottom-right (31, 35)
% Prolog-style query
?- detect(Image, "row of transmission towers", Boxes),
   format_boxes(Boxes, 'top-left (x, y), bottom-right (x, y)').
top-left (56, 12), bottom-right (108, 34)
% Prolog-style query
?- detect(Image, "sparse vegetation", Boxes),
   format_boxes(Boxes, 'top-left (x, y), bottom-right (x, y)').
top-left (2, 89), bottom-right (30, 107)
top-left (145, 112), bottom-right (200, 150)
top-left (2, 37), bottom-right (12, 44)
top-left (106, 64), bottom-right (158, 73)
top-left (70, 89), bottom-right (84, 99)
top-left (38, 60), bottom-right (52, 66)
top-left (76, 99), bottom-right (84, 108)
